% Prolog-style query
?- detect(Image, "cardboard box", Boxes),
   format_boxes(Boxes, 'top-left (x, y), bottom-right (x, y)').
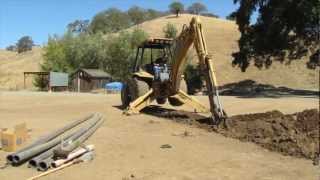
top-left (0, 123), bottom-right (28, 152)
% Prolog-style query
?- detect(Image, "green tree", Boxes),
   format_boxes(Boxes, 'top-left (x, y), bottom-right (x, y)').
top-left (41, 32), bottom-right (106, 73)
top-left (6, 45), bottom-right (16, 51)
top-left (41, 29), bottom-right (148, 83)
top-left (103, 29), bottom-right (149, 80)
top-left (231, 0), bottom-right (320, 71)
top-left (201, 12), bottom-right (219, 18)
top-left (33, 76), bottom-right (49, 91)
top-left (145, 9), bottom-right (166, 20)
top-left (16, 36), bottom-right (34, 53)
top-left (89, 8), bottom-right (131, 34)
top-left (226, 12), bottom-right (237, 21)
top-left (128, 6), bottom-right (146, 25)
top-left (163, 23), bottom-right (178, 38)
top-left (169, 1), bottom-right (184, 17)
top-left (187, 2), bottom-right (207, 15)
top-left (67, 19), bottom-right (89, 33)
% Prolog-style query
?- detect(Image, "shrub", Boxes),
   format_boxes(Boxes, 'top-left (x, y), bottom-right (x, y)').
top-left (16, 36), bottom-right (34, 53)
top-left (163, 23), bottom-right (178, 38)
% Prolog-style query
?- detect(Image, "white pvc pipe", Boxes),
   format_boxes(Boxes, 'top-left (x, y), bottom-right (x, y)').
top-left (51, 144), bottom-right (94, 168)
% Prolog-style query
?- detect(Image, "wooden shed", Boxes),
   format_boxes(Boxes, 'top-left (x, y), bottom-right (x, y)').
top-left (71, 69), bottom-right (112, 92)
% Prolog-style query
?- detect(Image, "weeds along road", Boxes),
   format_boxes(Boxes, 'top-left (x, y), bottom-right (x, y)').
top-left (0, 91), bottom-right (318, 180)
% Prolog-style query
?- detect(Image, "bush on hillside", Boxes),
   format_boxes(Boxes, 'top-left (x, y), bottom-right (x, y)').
top-left (67, 19), bottom-right (90, 33)
top-left (163, 23), bottom-right (178, 38)
top-left (169, 1), bottom-right (184, 17)
top-left (201, 13), bottom-right (219, 18)
top-left (145, 9), bottom-right (168, 20)
top-left (83, 6), bottom-right (167, 35)
top-left (6, 45), bottom-right (17, 52)
top-left (187, 2), bottom-right (207, 15)
top-left (128, 6), bottom-right (146, 25)
top-left (226, 12), bottom-right (237, 21)
top-left (16, 36), bottom-right (34, 53)
top-left (89, 8), bottom-right (131, 34)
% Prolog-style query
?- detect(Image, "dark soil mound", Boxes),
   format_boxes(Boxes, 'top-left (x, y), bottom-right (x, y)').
top-left (218, 109), bottom-right (319, 160)
top-left (143, 106), bottom-right (319, 161)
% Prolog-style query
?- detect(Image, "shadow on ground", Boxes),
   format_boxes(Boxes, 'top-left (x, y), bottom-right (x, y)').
top-left (113, 105), bottom-right (213, 126)
top-left (142, 105), bottom-right (213, 126)
top-left (217, 80), bottom-right (319, 98)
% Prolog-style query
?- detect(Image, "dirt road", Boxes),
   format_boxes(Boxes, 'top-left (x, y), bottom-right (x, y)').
top-left (0, 91), bottom-right (318, 180)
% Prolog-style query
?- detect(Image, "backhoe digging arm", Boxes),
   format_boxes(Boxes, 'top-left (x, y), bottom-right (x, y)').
top-left (170, 17), bottom-right (227, 123)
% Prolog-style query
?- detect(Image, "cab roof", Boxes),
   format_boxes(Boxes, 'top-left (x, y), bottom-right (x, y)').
top-left (138, 38), bottom-right (173, 49)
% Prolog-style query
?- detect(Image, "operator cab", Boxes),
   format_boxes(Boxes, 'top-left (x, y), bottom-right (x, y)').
top-left (133, 38), bottom-right (173, 82)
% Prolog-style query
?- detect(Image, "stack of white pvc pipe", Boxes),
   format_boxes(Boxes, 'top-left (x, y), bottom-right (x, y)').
top-left (52, 145), bottom-right (94, 168)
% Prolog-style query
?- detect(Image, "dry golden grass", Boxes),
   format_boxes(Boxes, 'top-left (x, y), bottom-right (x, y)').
top-left (0, 47), bottom-right (42, 90)
top-left (0, 14), bottom-right (318, 90)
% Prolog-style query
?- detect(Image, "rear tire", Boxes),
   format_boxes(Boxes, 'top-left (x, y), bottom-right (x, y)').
top-left (121, 77), bottom-right (149, 108)
top-left (169, 79), bottom-right (187, 106)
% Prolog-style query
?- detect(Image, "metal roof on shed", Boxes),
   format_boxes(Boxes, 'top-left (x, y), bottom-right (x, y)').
top-left (80, 69), bottom-right (111, 78)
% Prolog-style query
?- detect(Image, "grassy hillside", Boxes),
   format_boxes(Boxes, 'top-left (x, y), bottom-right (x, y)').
top-left (135, 14), bottom-right (319, 90)
top-left (0, 47), bottom-right (42, 90)
top-left (0, 14), bottom-right (318, 90)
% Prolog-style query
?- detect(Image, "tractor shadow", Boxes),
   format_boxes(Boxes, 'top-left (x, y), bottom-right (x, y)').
top-left (141, 105), bottom-right (214, 126)
top-left (113, 105), bottom-right (213, 126)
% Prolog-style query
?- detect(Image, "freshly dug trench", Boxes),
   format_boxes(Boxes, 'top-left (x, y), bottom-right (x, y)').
top-left (218, 109), bottom-right (319, 160)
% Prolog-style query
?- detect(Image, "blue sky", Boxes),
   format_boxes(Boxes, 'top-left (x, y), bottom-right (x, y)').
top-left (0, 0), bottom-right (239, 48)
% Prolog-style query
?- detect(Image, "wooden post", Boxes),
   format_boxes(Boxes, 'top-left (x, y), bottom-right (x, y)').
top-left (77, 73), bottom-right (80, 92)
top-left (48, 73), bottom-right (51, 92)
top-left (23, 73), bottom-right (26, 89)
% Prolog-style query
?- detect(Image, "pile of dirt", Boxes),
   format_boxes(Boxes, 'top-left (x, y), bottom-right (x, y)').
top-left (218, 109), bottom-right (319, 160)
top-left (143, 106), bottom-right (319, 160)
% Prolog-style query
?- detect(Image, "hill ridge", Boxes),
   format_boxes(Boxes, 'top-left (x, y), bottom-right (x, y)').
top-left (0, 14), bottom-right (318, 90)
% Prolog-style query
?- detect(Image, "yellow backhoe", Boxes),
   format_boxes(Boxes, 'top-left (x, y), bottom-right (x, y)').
top-left (121, 17), bottom-right (226, 124)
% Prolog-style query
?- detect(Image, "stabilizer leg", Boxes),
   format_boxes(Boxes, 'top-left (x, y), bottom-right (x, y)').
top-left (126, 89), bottom-right (155, 115)
top-left (172, 90), bottom-right (209, 113)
